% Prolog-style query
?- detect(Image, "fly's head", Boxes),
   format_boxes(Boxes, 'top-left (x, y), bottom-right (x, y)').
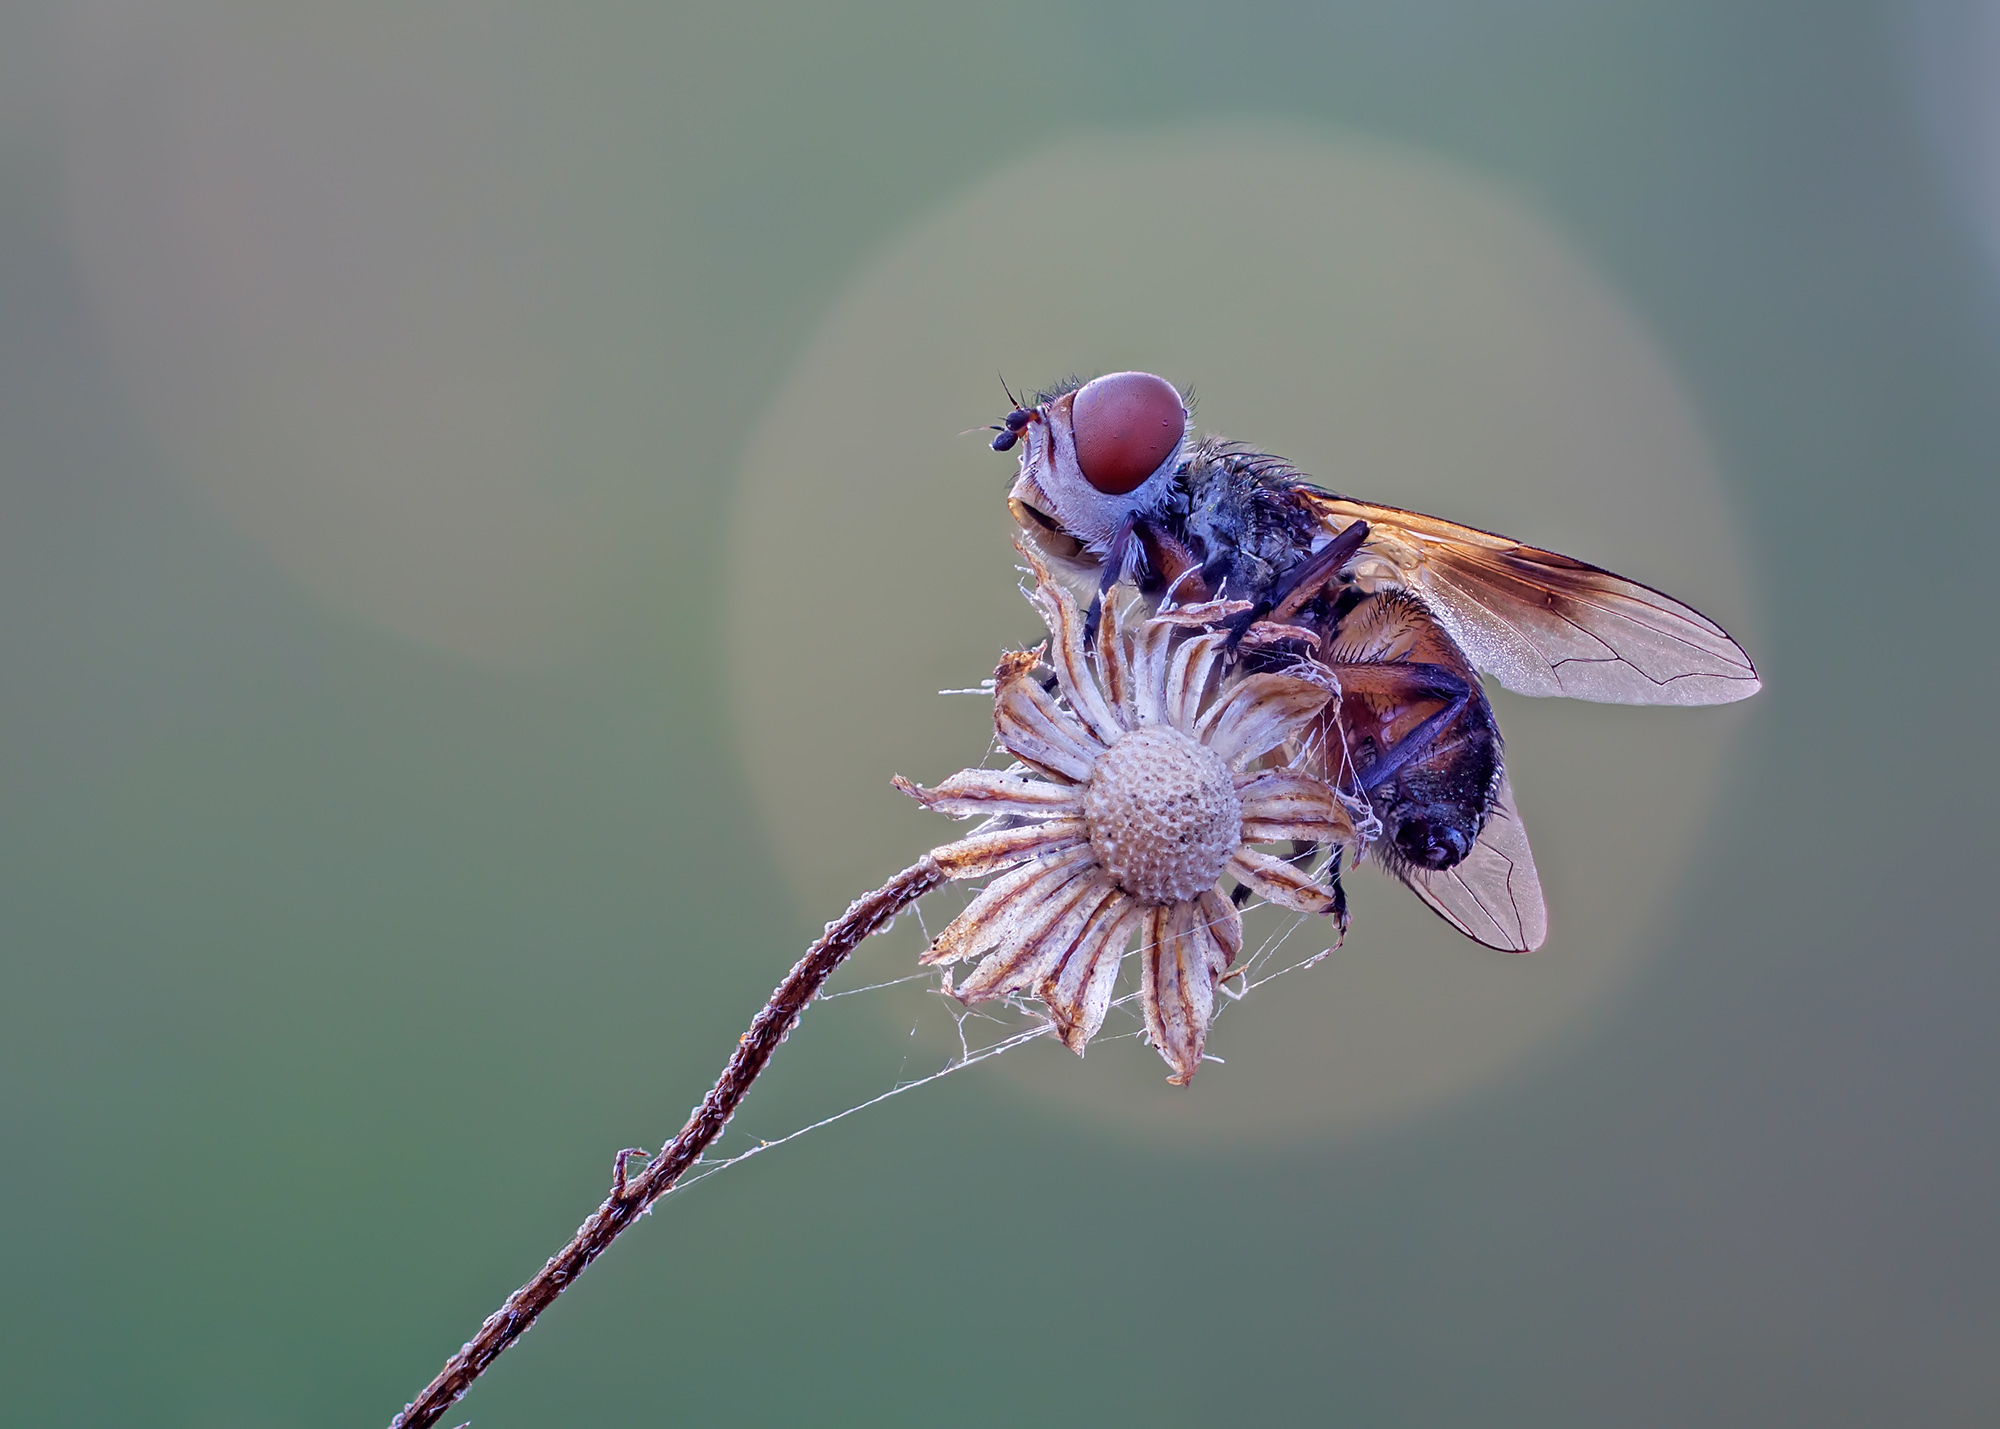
top-left (996, 371), bottom-right (1189, 556)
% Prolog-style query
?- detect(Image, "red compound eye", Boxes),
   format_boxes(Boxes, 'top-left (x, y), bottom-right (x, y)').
top-left (1071, 371), bottom-right (1185, 495)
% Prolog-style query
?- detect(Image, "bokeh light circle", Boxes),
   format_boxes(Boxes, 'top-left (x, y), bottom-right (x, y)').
top-left (728, 123), bottom-right (1757, 1144)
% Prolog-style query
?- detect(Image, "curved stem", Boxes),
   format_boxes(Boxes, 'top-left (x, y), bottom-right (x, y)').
top-left (390, 855), bottom-right (947, 1429)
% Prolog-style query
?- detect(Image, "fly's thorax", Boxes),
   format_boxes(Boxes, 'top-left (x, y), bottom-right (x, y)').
top-left (1177, 440), bottom-right (1328, 605)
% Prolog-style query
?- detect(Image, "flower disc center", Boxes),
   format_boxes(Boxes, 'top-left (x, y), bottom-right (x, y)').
top-left (1084, 724), bottom-right (1242, 905)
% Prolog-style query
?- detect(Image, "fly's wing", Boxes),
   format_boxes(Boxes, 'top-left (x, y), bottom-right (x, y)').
top-left (1302, 495), bottom-right (1760, 706)
top-left (1387, 772), bottom-right (1547, 952)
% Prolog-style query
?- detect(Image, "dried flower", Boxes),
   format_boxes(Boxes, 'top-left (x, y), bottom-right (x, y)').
top-left (897, 544), bottom-right (1361, 1084)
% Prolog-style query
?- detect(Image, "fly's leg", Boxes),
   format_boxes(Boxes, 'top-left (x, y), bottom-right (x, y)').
top-left (1084, 515), bottom-right (1143, 651)
top-left (1286, 840), bottom-right (1350, 938)
top-left (1269, 520), bottom-right (1372, 621)
top-left (1329, 662), bottom-right (1473, 792)
top-left (1230, 841), bottom-right (1348, 938)
top-left (1290, 838), bottom-right (1348, 936)
top-left (1222, 519), bottom-right (1371, 649)
top-left (1322, 845), bottom-right (1349, 938)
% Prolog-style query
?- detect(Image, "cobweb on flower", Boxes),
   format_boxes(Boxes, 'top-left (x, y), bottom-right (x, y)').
top-left (656, 874), bottom-right (1342, 1205)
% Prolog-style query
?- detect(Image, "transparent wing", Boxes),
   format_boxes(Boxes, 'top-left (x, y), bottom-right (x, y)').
top-left (1304, 494), bottom-right (1761, 706)
top-left (1384, 771), bottom-right (1547, 952)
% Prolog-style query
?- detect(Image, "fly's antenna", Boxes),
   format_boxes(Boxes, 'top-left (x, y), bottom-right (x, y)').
top-left (990, 372), bottom-right (1037, 451)
top-left (966, 374), bottom-right (1029, 439)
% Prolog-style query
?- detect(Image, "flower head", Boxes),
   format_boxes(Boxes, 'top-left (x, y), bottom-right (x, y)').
top-left (897, 543), bottom-right (1362, 1084)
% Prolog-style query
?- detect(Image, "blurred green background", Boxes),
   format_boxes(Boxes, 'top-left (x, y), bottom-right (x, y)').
top-left (3, 2), bottom-right (1997, 1424)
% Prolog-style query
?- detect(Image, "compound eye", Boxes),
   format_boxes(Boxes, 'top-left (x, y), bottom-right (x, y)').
top-left (1071, 371), bottom-right (1185, 495)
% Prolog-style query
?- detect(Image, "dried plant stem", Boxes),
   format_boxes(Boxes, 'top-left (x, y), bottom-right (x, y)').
top-left (390, 855), bottom-right (947, 1429)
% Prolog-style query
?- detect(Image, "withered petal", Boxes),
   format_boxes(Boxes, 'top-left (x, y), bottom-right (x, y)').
top-left (927, 818), bottom-right (1088, 884)
top-left (1271, 659), bottom-right (1343, 698)
top-left (922, 842), bottom-right (1093, 964)
top-left (1227, 847), bottom-right (1339, 917)
top-left (1093, 602), bottom-right (1136, 726)
top-left (1234, 767), bottom-right (1338, 806)
top-left (1128, 619), bottom-right (1174, 727)
top-left (1151, 603), bottom-right (1319, 652)
top-left (921, 853), bottom-right (1060, 967)
top-left (1239, 817), bottom-right (1352, 846)
top-left (1186, 903), bottom-right (1233, 987)
top-left (1239, 620), bottom-right (1322, 650)
top-left (893, 770), bottom-right (1084, 821)
top-left (1150, 599), bottom-right (1255, 627)
top-left (1141, 901), bottom-right (1216, 1086)
top-left (1235, 769), bottom-right (1357, 845)
top-left (1163, 632), bottom-right (1227, 734)
top-left (954, 873), bottom-right (1119, 1003)
top-left (1040, 896), bottom-right (1144, 1053)
top-left (1198, 673), bottom-right (1332, 768)
top-left (992, 649), bottom-right (1100, 782)
top-left (1193, 888), bottom-right (1244, 973)
top-left (1028, 577), bottom-right (1124, 748)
